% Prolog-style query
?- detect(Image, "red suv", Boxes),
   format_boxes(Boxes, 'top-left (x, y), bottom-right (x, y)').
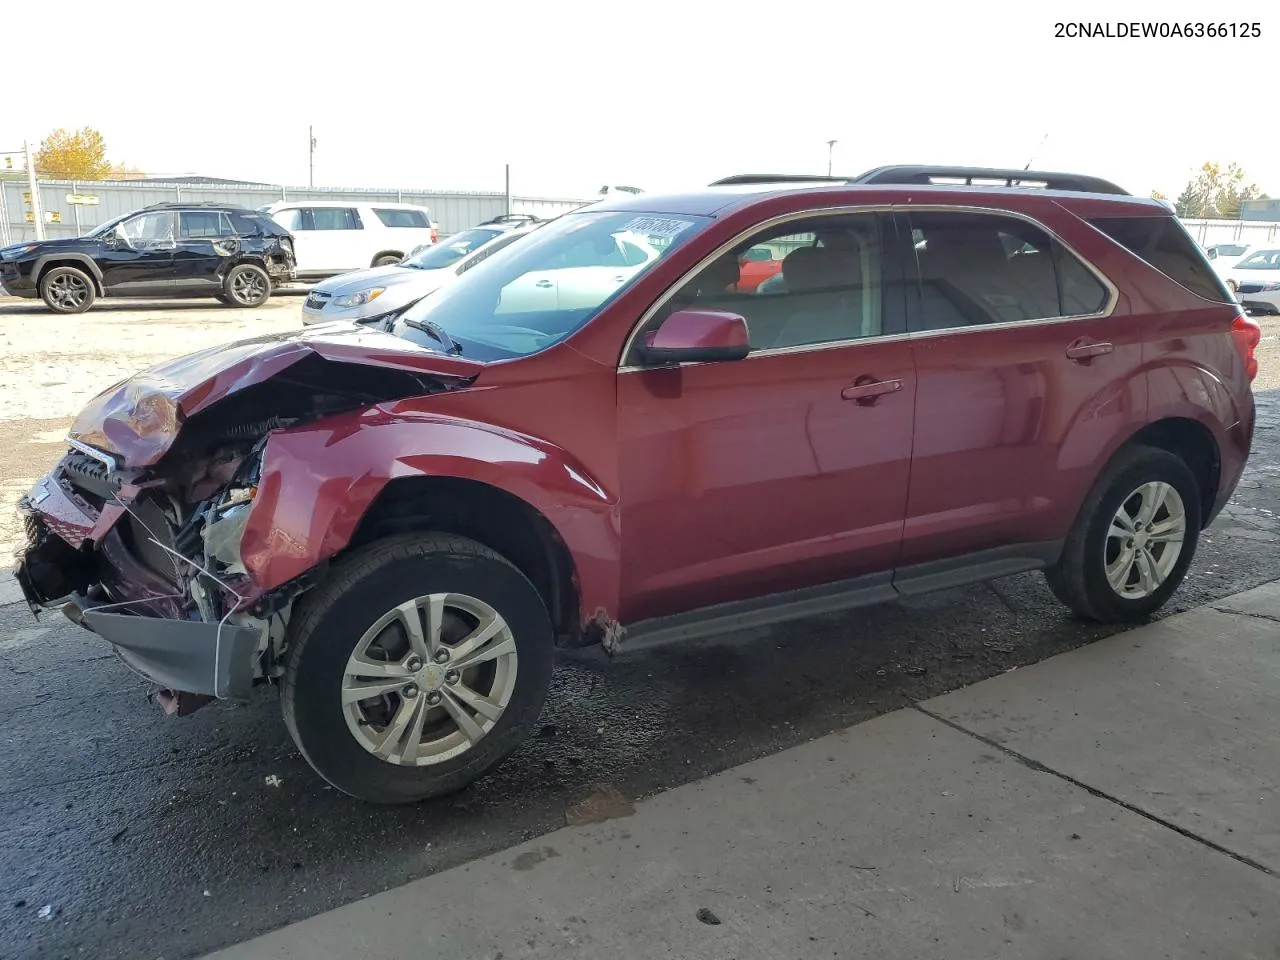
top-left (14, 165), bottom-right (1258, 804)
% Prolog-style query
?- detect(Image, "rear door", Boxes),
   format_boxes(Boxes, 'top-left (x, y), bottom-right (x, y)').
top-left (895, 208), bottom-right (1142, 578)
top-left (616, 211), bottom-right (916, 621)
top-left (173, 210), bottom-right (235, 289)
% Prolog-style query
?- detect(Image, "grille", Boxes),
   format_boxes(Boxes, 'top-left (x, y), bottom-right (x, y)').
top-left (304, 291), bottom-right (330, 310)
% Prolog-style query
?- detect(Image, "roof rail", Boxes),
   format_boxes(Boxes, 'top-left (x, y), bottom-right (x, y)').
top-left (710, 174), bottom-right (847, 187)
top-left (710, 166), bottom-right (1129, 196)
top-left (481, 213), bottom-right (544, 225)
top-left (141, 200), bottom-right (255, 210)
top-left (851, 165), bottom-right (1129, 195)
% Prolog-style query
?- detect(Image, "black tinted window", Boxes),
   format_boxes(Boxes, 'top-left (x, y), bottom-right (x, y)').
top-left (908, 212), bottom-right (1109, 332)
top-left (228, 212), bottom-right (264, 235)
top-left (179, 211), bottom-right (228, 238)
top-left (1089, 216), bottom-right (1231, 302)
top-left (374, 208), bottom-right (430, 228)
top-left (307, 207), bottom-right (361, 230)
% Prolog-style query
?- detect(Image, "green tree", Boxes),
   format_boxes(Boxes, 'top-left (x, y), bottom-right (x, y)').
top-left (1174, 162), bottom-right (1267, 219)
top-left (34, 127), bottom-right (112, 180)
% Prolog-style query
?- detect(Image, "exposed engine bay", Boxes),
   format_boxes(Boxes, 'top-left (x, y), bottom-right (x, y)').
top-left (16, 341), bottom-right (477, 717)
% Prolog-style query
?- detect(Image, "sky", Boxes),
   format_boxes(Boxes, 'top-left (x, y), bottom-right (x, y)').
top-left (3, 0), bottom-right (1275, 202)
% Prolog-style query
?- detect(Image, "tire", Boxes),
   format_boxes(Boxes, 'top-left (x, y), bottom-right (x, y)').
top-left (373, 253), bottom-right (403, 267)
top-left (281, 534), bottom-right (554, 804)
top-left (223, 263), bottom-right (271, 307)
top-left (1045, 445), bottom-right (1201, 623)
top-left (39, 265), bottom-right (96, 314)
top-left (214, 293), bottom-right (233, 305)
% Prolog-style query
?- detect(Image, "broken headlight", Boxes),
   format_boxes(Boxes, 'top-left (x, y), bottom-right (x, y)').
top-left (200, 447), bottom-right (264, 576)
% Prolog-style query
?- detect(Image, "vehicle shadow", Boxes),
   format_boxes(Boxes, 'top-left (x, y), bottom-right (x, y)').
top-left (0, 289), bottom-right (309, 315)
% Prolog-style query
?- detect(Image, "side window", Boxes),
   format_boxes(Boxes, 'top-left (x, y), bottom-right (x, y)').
top-left (657, 213), bottom-right (886, 351)
top-left (907, 212), bottom-right (1109, 332)
top-left (119, 211), bottom-right (176, 249)
top-left (1089, 215), bottom-right (1232, 302)
top-left (178, 211), bottom-right (228, 239)
top-left (310, 207), bottom-right (362, 231)
top-left (229, 212), bottom-right (264, 235)
top-left (373, 208), bottom-right (430, 228)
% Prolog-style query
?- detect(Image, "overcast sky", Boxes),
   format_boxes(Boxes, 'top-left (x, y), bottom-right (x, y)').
top-left (5, 0), bottom-right (1275, 201)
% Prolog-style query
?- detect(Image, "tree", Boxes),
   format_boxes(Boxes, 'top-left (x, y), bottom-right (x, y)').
top-left (1171, 162), bottom-right (1268, 219)
top-left (34, 127), bottom-right (112, 180)
top-left (107, 162), bottom-right (147, 180)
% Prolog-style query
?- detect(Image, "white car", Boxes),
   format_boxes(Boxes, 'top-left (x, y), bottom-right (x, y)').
top-left (1229, 247), bottom-right (1280, 315)
top-left (1205, 241), bottom-right (1265, 290)
top-left (259, 200), bottom-right (436, 280)
top-left (302, 218), bottom-right (542, 325)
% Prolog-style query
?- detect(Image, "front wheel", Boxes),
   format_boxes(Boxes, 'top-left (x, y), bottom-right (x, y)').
top-left (281, 534), bottom-right (554, 804)
top-left (1045, 445), bottom-right (1201, 623)
top-left (373, 253), bottom-right (403, 267)
top-left (223, 263), bottom-right (271, 307)
top-left (40, 266), bottom-right (96, 314)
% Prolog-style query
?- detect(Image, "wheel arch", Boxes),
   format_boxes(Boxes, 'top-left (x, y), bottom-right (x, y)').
top-left (371, 250), bottom-right (405, 266)
top-left (1120, 417), bottom-right (1220, 527)
top-left (34, 254), bottom-right (104, 295)
top-left (346, 476), bottom-right (582, 642)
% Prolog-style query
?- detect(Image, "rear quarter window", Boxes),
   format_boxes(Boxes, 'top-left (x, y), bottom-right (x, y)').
top-left (1089, 215), bottom-right (1232, 302)
top-left (374, 208), bottom-right (431, 228)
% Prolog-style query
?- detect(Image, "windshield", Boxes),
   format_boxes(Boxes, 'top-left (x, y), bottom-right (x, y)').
top-left (404, 228), bottom-right (502, 270)
top-left (1236, 250), bottom-right (1280, 270)
top-left (392, 211), bottom-right (708, 361)
top-left (86, 213), bottom-right (131, 238)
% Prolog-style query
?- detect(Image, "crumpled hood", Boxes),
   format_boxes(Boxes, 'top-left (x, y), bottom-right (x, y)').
top-left (69, 324), bottom-right (485, 468)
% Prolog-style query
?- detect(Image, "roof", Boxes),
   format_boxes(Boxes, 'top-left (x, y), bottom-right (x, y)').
top-left (261, 199), bottom-right (432, 210)
top-left (141, 201), bottom-right (261, 212)
top-left (587, 165), bottom-right (1165, 220)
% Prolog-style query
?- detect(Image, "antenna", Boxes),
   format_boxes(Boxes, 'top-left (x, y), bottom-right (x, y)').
top-left (1024, 133), bottom-right (1049, 171)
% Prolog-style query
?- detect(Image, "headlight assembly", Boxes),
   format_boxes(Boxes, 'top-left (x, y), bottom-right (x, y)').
top-left (331, 287), bottom-right (385, 308)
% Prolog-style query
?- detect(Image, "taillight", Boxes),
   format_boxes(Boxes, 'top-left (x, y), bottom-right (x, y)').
top-left (1231, 312), bottom-right (1261, 382)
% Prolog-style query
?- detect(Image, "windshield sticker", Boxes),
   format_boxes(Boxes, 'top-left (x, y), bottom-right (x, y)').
top-left (622, 217), bottom-right (695, 240)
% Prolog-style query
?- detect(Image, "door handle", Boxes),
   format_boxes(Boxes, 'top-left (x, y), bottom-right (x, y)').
top-left (534, 279), bottom-right (554, 288)
top-left (1065, 338), bottom-right (1113, 363)
top-left (841, 377), bottom-right (903, 405)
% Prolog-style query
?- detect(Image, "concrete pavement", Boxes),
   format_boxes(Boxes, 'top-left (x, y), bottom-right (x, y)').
top-left (205, 582), bottom-right (1280, 960)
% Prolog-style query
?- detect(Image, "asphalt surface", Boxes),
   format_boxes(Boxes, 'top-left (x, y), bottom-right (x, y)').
top-left (2, 386), bottom-right (1279, 960)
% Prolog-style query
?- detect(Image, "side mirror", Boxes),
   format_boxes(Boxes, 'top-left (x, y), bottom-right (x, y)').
top-left (636, 309), bottom-right (750, 366)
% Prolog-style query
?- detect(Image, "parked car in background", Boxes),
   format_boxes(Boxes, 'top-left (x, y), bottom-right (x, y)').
top-left (1229, 247), bottom-right (1280, 314)
top-left (302, 217), bottom-right (544, 326)
top-left (0, 203), bottom-right (295, 313)
top-left (259, 200), bottom-right (435, 280)
top-left (1205, 241), bottom-right (1265, 291)
top-left (14, 165), bottom-right (1257, 804)
top-left (733, 245), bottom-right (785, 292)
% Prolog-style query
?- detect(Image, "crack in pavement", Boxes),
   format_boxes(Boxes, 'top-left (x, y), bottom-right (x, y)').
top-left (1210, 606), bottom-right (1280, 626)
top-left (909, 702), bottom-right (1279, 881)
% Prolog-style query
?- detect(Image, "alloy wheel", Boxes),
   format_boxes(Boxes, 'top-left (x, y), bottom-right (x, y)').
top-left (1103, 481), bottom-right (1187, 599)
top-left (48, 273), bottom-right (89, 310)
top-left (341, 593), bottom-right (519, 765)
top-left (231, 270), bottom-right (267, 304)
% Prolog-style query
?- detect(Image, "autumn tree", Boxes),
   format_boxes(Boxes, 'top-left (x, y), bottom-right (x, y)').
top-left (1170, 162), bottom-right (1267, 219)
top-left (34, 127), bottom-right (112, 180)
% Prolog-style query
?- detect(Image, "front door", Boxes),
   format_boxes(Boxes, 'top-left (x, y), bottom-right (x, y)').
top-left (617, 211), bottom-right (916, 622)
top-left (100, 210), bottom-right (177, 292)
top-left (896, 208), bottom-right (1146, 570)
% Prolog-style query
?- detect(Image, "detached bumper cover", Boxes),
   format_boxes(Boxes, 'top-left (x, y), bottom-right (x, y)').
top-left (81, 606), bottom-right (259, 701)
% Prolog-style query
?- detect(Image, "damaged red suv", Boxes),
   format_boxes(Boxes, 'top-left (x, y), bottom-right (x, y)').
top-left (14, 166), bottom-right (1257, 804)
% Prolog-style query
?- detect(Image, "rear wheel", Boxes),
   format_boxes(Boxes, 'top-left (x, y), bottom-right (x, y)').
top-left (39, 266), bottom-right (96, 314)
top-left (281, 534), bottom-right (554, 804)
top-left (223, 263), bottom-right (271, 307)
top-left (373, 253), bottom-right (403, 267)
top-left (1046, 445), bottom-right (1201, 623)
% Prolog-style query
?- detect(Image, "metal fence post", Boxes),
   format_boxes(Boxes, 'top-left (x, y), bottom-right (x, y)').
top-left (71, 181), bottom-right (81, 235)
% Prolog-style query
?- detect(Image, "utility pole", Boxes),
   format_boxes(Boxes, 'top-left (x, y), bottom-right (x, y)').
top-left (826, 139), bottom-right (837, 177)
top-left (24, 140), bottom-right (45, 241)
top-left (309, 126), bottom-right (316, 187)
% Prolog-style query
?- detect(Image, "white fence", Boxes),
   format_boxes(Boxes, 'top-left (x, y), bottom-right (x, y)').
top-left (0, 178), bottom-right (594, 247)
top-left (1181, 217), bottom-right (1280, 247)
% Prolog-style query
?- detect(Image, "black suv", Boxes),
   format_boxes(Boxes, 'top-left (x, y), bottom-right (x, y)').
top-left (0, 202), bottom-right (296, 314)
